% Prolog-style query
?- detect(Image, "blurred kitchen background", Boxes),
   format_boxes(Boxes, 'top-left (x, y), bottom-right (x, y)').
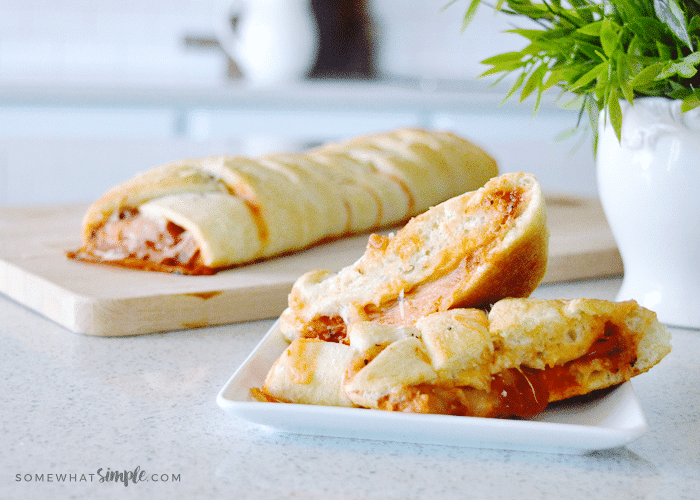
top-left (0, 0), bottom-right (596, 207)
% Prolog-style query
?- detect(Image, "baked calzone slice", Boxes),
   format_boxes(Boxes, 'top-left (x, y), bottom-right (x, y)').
top-left (260, 298), bottom-right (671, 419)
top-left (279, 171), bottom-right (549, 343)
top-left (68, 128), bottom-right (498, 275)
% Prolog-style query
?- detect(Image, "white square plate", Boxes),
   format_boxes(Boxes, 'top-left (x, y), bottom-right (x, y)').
top-left (217, 320), bottom-right (649, 454)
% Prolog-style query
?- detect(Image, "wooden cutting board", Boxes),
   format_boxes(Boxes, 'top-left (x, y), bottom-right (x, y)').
top-left (0, 194), bottom-right (622, 337)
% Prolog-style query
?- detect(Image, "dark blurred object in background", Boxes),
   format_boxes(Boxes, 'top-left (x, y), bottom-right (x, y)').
top-left (309, 0), bottom-right (376, 79)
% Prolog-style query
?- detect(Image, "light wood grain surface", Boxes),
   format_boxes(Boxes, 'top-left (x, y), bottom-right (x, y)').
top-left (0, 194), bottom-right (622, 336)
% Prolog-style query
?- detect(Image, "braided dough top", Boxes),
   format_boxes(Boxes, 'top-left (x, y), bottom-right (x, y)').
top-left (73, 128), bottom-right (498, 273)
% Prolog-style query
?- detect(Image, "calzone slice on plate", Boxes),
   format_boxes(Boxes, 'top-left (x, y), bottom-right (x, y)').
top-left (257, 170), bottom-right (671, 419)
top-left (260, 298), bottom-right (671, 419)
top-left (279, 171), bottom-right (549, 343)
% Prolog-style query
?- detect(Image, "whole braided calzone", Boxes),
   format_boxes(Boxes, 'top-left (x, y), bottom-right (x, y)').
top-left (68, 128), bottom-right (497, 274)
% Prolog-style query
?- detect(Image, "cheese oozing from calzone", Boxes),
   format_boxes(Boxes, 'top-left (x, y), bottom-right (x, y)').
top-left (279, 171), bottom-right (549, 343)
top-left (259, 298), bottom-right (671, 419)
top-left (67, 128), bottom-right (498, 274)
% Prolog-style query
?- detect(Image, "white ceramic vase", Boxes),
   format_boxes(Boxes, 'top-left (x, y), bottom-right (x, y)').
top-left (597, 97), bottom-right (700, 329)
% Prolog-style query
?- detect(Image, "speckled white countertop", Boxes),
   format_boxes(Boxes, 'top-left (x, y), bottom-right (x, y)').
top-left (1, 277), bottom-right (698, 500)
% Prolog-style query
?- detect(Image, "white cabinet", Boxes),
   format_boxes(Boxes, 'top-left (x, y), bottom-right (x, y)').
top-left (0, 106), bottom-right (176, 139)
top-left (0, 82), bottom-right (598, 207)
top-left (431, 108), bottom-right (597, 197)
top-left (0, 137), bottom-right (246, 206)
top-left (186, 108), bottom-right (422, 143)
top-left (0, 105), bottom-right (186, 205)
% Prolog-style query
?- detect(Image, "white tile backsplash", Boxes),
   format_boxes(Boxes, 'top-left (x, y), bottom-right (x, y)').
top-left (369, 1), bottom-right (520, 81)
top-left (0, 0), bottom-right (518, 86)
top-left (0, 106), bottom-right (177, 138)
top-left (0, 0), bottom-right (233, 86)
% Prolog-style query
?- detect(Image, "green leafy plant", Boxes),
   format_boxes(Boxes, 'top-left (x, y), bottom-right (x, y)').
top-left (452, 0), bottom-right (700, 143)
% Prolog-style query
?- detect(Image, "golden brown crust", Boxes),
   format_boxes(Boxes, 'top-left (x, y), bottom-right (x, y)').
top-left (262, 338), bottom-right (356, 407)
top-left (71, 128), bottom-right (498, 274)
top-left (262, 298), bottom-right (671, 419)
top-left (488, 298), bottom-right (671, 402)
top-left (80, 161), bottom-right (226, 244)
top-left (261, 169), bottom-right (670, 418)
top-left (279, 171), bottom-right (548, 343)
